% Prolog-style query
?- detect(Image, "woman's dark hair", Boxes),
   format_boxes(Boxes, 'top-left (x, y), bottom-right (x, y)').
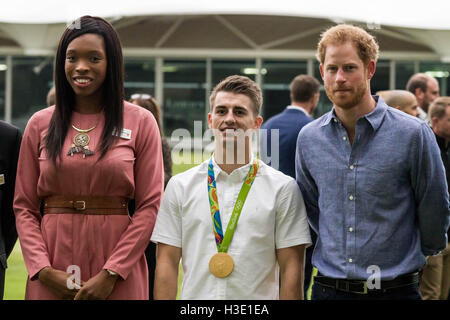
top-left (45, 15), bottom-right (124, 163)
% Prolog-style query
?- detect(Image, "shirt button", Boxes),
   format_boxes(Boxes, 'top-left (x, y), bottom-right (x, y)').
top-left (343, 136), bottom-right (347, 141)
top-left (349, 195), bottom-right (354, 201)
top-left (333, 119), bottom-right (338, 123)
top-left (348, 258), bottom-right (353, 263)
top-left (349, 227), bottom-right (353, 232)
top-left (349, 165), bottom-right (355, 170)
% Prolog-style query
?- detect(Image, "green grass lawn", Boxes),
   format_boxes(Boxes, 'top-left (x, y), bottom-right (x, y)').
top-left (4, 152), bottom-right (314, 300)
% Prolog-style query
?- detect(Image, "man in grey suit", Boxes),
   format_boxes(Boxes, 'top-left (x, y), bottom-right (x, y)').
top-left (0, 120), bottom-right (21, 299)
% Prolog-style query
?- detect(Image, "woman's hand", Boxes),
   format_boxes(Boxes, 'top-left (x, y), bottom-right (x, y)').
top-left (74, 269), bottom-right (118, 300)
top-left (38, 266), bottom-right (83, 300)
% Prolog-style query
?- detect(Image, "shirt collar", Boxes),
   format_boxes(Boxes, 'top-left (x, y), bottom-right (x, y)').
top-left (320, 95), bottom-right (387, 131)
top-left (209, 154), bottom-right (257, 180)
top-left (286, 105), bottom-right (309, 116)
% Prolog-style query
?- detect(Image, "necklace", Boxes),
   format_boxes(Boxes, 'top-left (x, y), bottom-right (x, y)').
top-left (67, 123), bottom-right (97, 158)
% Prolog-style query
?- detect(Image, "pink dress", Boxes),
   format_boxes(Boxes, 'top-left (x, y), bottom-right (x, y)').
top-left (13, 102), bottom-right (164, 299)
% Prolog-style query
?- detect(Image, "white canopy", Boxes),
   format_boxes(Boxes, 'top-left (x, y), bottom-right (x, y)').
top-left (2, 0), bottom-right (450, 30)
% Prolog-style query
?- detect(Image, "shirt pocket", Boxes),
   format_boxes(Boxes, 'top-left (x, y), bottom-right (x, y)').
top-left (362, 166), bottom-right (401, 196)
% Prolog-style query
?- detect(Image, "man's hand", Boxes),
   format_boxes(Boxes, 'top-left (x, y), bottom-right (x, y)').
top-left (74, 269), bottom-right (118, 300)
top-left (38, 266), bottom-right (83, 300)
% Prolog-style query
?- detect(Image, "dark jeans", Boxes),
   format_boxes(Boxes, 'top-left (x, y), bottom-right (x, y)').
top-left (312, 282), bottom-right (422, 300)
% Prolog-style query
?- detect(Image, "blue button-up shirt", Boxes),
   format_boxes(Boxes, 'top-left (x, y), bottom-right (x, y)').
top-left (295, 96), bottom-right (450, 280)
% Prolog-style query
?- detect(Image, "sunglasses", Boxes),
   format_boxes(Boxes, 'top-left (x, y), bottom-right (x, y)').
top-left (131, 93), bottom-right (152, 100)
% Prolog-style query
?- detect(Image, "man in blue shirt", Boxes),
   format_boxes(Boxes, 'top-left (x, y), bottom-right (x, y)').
top-left (296, 24), bottom-right (450, 300)
top-left (260, 74), bottom-right (320, 298)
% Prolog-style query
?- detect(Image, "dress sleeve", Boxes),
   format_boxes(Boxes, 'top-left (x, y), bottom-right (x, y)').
top-left (103, 111), bottom-right (164, 279)
top-left (13, 114), bottom-right (51, 279)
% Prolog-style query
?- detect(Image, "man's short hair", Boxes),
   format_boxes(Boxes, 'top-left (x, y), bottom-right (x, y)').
top-left (428, 96), bottom-right (450, 119)
top-left (209, 75), bottom-right (262, 115)
top-left (316, 24), bottom-right (379, 65)
top-left (290, 75), bottom-right (320, 103)
top-left (406, 73), bottom-right (431, 95)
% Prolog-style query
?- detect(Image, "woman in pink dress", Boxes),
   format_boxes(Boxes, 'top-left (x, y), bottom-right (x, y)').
top-left (13, 16), bottom-right (164, 300)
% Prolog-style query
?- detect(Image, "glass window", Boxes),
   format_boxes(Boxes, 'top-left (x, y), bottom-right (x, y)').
top-left (11, 56), bottom-right (54, 131)
top-left (0, 57), bottom-right (5, 121)
top-left (163, 59), bottom-right (206, 137)
top-left (371, 60), bottom-right (390, 94)
top-left (261, 60), bottom-right (308, 120)
top-left (420, 61), bottom-right (450, 96)
top-left (124, 58), bottom-right (155, 101)
top-left (395, 61), bottom-right (415, 91)
top-left (212, 60), bottom-right (255, 86)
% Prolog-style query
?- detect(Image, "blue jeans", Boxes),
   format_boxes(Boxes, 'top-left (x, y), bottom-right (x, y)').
top-left (311, 282), bottom-right (422, 300)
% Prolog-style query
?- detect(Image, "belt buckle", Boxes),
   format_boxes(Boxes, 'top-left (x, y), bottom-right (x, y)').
top-left (337, 280), bottom-right (369, 295)
top-left (336, 280), bottom-right (350, 293)
top-left (74, 200), bottom-right (86, 210)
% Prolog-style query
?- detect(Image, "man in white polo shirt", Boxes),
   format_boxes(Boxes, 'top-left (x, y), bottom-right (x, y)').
top-left (151, 75), bottom-right (311, 300)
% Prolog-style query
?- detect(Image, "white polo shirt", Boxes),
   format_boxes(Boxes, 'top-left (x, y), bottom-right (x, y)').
top-left (151, 157), bottom-right (311, 300)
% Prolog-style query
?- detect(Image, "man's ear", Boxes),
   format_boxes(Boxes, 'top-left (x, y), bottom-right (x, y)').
top-left (415, 88), bottom-right (424, 101)
top-left (319, 64), bottom-right (325, 80)
top-left (367, 60), bottom-right (376, 80)
top-left (254, 115), bottom-right (263, 129)
top-left (431, 116), bottom-right (439, 129)
top-left (207, 112), bottom-right (212, 129)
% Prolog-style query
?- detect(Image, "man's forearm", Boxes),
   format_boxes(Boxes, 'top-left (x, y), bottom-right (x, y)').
top-left (154, 263), bottom-right (179, 300)
top-left (280, 267), bottom-right (303, 300)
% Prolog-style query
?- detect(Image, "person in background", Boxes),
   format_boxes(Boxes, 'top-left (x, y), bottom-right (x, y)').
top-left (0, 120), bottom-right (21, 299)
top-left (424, 97), bottom-right (450, 300)
top-left (152, 75), bottom-right (311, 300)
top-left (130, 93), bottom-right (172, 188)
top-left (260, 74), bottom-right (320, 298)
top-left (129, 93), bottom-right (172, 300)
top-left (14, 15), bottom-right (163, 300)
top-left (406, 73), bottom-right (440, 124)
top-left (376, 90), bottom-right (419, 117)
top-left (296, 24), bottom-right (449, 300)
top-left (46, 87), bottom-right (56, 107)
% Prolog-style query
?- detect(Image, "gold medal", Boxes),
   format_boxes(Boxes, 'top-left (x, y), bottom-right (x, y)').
top-left (209, 252), bottom-right (234, 278)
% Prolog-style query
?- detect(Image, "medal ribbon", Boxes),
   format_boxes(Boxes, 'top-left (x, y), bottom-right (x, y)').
top-left (207, 157), bottom-right (259, 253)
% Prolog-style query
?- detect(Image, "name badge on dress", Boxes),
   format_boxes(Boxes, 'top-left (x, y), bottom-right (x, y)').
top-left (112, 128), bottom-right (132, 140)
top-left (0, 174), bottom-right (4, 185)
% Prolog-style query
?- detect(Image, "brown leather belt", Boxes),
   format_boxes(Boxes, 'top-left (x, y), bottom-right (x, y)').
top-left (44, 196), bottom-right (129, 215)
